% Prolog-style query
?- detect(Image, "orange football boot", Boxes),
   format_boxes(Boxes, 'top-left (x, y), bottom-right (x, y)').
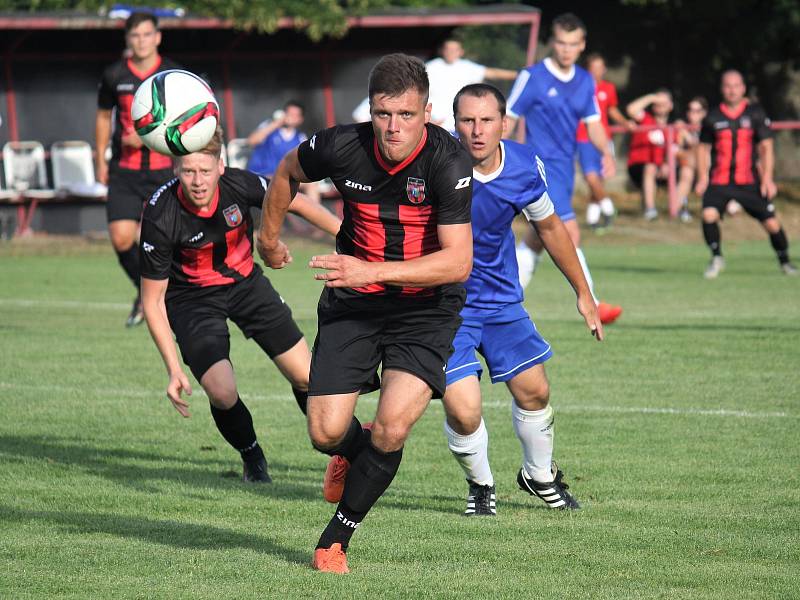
top-left (312, 543), bottom-right (349, 574)
top-left (323, 422), bottom-right (372, 503)
top-left (597, 302), bottom-right (622, 325)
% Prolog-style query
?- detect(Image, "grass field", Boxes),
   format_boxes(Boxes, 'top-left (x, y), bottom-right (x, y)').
top-left (1, 234), bottom-right (798, 599)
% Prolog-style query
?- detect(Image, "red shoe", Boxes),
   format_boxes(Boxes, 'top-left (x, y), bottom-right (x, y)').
top-left (322, 422), bottom-right (373, 503)
top-left (598, 302), bottom-right (622, 325)
top-left (323, 455), bottom-right (350, 503)
top-left (312, 543), bottom-right (349, 574)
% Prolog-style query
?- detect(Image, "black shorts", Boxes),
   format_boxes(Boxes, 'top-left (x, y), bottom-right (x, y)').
top-left (308, 287), bottom-right (466, 400)
top-left (106, 165), bottom-right (174, 222)
top-left (702, 184), bottom-right (776, 221)
top-left (627, 163), bottom-right (667, 190)
top-left (166, 271), bottom-right (303, 381)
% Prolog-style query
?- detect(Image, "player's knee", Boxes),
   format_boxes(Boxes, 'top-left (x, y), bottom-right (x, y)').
top-left (204, 382), bottom-right (238, 409)
top-left (370, 421), bottom-right (410, 453)
top-left (763, 217), bottom-right (781, 234)
top-left (446, 411), bottom-right (482, 436)
top-left (514, 380), bottom-right (550, 411)
top-left (109, 230), bottom-right (135, 252)
top-left (307, 418), bottom-right (347, 451)
top-left (702, 207), bottom-right (720, 223)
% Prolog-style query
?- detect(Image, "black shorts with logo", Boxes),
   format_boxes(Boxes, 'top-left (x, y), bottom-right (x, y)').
top-left (166, 271), bottom-right (303, 381)
top-left (308, 287), bottom-right (466, 400)
top-left (702, 184), bottom-right (776, 221)
top-left (107, 165), bottom-right (174, 222)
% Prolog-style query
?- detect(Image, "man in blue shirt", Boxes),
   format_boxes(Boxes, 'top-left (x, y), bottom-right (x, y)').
top-left (443, 83), bottom-right (603, 516)
top-left (507, 13), bottom-right (622, 325)
top-left (247, 100), bottom-right (321, 233)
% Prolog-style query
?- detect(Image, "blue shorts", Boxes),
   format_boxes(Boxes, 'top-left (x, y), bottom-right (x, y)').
top-left (541, 157), bottom-right (575, 221)
top-left (445, 303), bottom-right (552, 386)
top-left (577, 141), bottom-right (602, 176)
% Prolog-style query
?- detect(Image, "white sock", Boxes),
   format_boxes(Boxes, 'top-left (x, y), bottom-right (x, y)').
top-left (516, 241), bottom-right (541, 289)
top-left (586, 202), bottom-right (601, 226)
top-left (444, 418), bottom-right (494, 486)
top-left (599, 197), bottom-right (615, 216)
top-left (512, 403), bottom-right (554, 483)
top-left (575, 247), bottom-right (598, 304)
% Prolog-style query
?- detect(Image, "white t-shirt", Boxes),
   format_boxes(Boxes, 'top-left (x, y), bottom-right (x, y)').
top-left (426, 57), bottom-right (487, 132)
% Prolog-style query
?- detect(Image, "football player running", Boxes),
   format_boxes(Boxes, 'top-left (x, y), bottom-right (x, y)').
top-left (442, 83), bottom-right (602, 516)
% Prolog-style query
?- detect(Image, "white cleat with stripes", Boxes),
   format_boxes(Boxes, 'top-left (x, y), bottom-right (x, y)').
top-left (517, 463), bottom-right (580, 510)
top-left (464, 481), bottom-right (497, 516)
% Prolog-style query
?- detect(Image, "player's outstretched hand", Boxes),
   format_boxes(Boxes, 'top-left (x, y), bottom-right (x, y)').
top-left (257, 238), bottom-right (293, 269)
top-left (167, 370), bottom-right (193, 418)
top-left (577, 294), bottom-right (604, 342)
top-left (310, 254), bottom-right (376, 288)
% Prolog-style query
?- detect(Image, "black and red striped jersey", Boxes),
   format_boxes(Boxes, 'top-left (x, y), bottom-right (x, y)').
top-left (297, 122), bottom-right (472, 297)
top-left (98, 56), bottom-right (181, 171)
top-left (139, 168), bottom-right (268, 300)
top-left (700, 101), bottom-right (772, 186)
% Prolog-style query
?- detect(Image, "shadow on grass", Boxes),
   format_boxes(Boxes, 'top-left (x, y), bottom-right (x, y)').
top-left (0, 505), bottom-right (309, 566)
top-left (620, 323), bottom-right (800, 333)
top-left (0, 434), bottom-right (323, 500)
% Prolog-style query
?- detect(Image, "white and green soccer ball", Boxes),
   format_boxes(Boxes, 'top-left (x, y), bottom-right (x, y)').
top-left (131, 69), bottom-right (219, 157)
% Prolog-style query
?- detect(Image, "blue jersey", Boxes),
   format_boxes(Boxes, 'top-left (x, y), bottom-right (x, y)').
top-left (247, 127), bottom-right (307, 176)
top-left (507, 58), bottom-right (599, 161)
top-left (463, 140), bottom-right (550, 317)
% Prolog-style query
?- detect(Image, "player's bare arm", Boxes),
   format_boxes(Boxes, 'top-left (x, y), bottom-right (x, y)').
top-left (586, 120), bottom-right (615, 178)
top-left (95, 108), bottom-right (112, 184)
top-left (626, 93), bottom-right (658, 120)
top-left (257, 147), bottom-right (308, 269)
top-left (608, 105), bottom-right (636, 131)
top-left (140, 276), bottom-right (193, 417)
top-left (288, 192), bottom-right (341, 237)
top-left (310, 222), bottom-right (473, 288)
top-left (484, 67), bottom-right (518, 80)
top-left (247, 115), bottom-right (284, 147)
top-left (695, 143), bottom-right (711, 196)
top-left (758, 138), bottom-right (777, 199)
top-left (534, 214), bottom-right (603, 340)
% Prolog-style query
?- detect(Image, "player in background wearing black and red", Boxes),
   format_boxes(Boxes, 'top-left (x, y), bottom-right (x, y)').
top-left (695, 70), bottom-right (797, 278)
top-left (257, 54), bottom-right (473, 574)
top-left (97, 12), bottom-right (180, 327)
top-left (139, 126), bottom-right (341, 483)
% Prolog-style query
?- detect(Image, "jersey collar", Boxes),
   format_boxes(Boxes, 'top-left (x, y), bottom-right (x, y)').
top-left (372, 126), bottom-right (428, 176)
top-left (720, 99), bottom-right (748, 120)
top-left (544, 57), bottom-right (575, 83)
top-left (127, 55), bottom-right (163, 80)
top-left (472, 141), bottom-right (506, 184)
top-left (178, 183), bottom-right (220, 218)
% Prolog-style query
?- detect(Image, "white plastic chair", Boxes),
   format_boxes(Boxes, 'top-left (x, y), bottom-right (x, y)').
top-left (2, 141), bottom-right (55, 200)
top-left (226, 138), bottom-right (251, 170)
top-left (50, 141), bottom-right (107, 198)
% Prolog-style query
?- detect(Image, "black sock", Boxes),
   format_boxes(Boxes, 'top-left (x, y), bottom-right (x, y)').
top-left (769, 228), bottom-right (789, 264)
top-left (209, 397), bottom-right (262, 461)
top-left (116, 243), bottom-right (141, 290)
top-left (702, 222), bottom-right (722, 256)
top-left (313, 416), bottom-right (367, 462)
top-left (292, 387), bottom-right (308, 415)
top-left (316, 442), bottom-right (403, 551)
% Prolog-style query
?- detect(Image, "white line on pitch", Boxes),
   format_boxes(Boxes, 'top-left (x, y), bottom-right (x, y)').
top-left (0, 381), bottom-right (790, 419)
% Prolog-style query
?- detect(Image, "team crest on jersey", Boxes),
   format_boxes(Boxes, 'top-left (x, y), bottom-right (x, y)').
top-left (406, 177), bottom-right (426, 204)
top-left (740, 116), bottom-right (751, 129)
top-left (223, 204), bottom-right (243, 227)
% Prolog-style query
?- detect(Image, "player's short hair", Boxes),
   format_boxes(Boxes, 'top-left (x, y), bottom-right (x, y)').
top-left (125, 12), bottom-right (158, 33)
top-left (552, 13), bottom-right (586, 36)
top-left (721, 69), bottom-right (745, 84)
top-left (688, 96), bottom-right (708, 111)
top-left (453, 83), bottom-right (506, 118)
top-left (584, 52), bottom-right (604, 67)
top-left (284, 99), bottom-right (305, 113)
top-left (368, 53), bottom-right (429, 103)
top-left (439, 36), bottom-right (463, 48)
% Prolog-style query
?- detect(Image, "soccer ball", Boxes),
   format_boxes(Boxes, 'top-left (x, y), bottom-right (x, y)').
top-left (131, 69), bottom-right (219, 157)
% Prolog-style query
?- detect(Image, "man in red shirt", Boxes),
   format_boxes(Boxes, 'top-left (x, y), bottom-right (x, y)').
top-left (626, 89), bottom-right (673, 220)
top-left (575, 53), bottom-right (635, 229)
top-left (97, 12), bottom-right (180, 327)
top-left (695, 70), bottom-right (796, 278)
